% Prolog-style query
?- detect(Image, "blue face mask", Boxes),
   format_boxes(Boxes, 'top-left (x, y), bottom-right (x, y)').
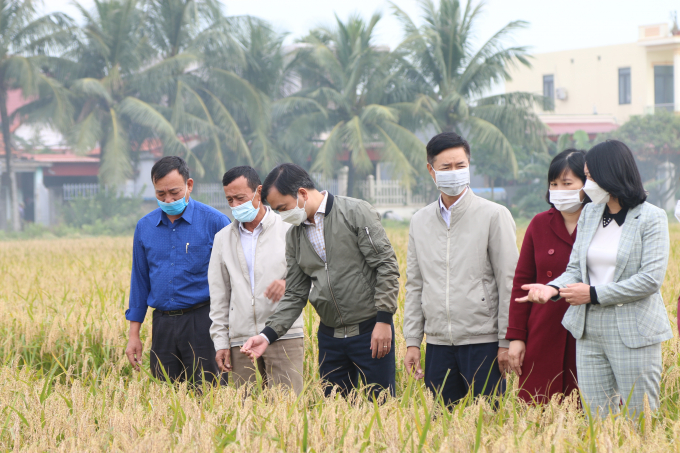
top-left (157, 186), bottom-right (189, 216)
top-left (231, 193), bottom-right (260, 223)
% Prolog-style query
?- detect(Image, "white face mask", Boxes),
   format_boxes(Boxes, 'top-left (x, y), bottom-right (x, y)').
top-left (549, 189), bottom-right (583, 213)
top-left (583, 179), bottom-right (610, 204)
top-left (675, 200), bottom-right (680, 223)
top-left (279, 196), bottom-right (307, 226)
top-left (433, 167), bottom-right (470, 197)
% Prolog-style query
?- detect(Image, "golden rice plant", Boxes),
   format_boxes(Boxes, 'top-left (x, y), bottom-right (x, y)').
top-left (0, 225), bottom-right (678, 451)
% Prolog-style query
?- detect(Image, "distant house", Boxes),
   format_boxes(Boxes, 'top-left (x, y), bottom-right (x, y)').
top-left (0, 89), bottom-right (169, 229)
top-left (505, 22), bottom-right (680, 138)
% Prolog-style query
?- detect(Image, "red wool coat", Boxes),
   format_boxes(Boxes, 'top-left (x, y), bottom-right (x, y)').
top-left (506, 208), bottom-right (578, 404)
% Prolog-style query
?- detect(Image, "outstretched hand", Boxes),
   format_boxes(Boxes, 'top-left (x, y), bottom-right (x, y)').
top-left (515, 284), bottom-right (559, 304)
top-left (241, 335), bottom-right (269, 363)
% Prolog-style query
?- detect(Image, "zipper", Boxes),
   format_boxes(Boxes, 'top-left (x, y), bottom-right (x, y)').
top-left (325, 262), bottom-right (346, 337)
top-left (250, 229), bottom-right (263, 335)
top-left (251, 295), bottom-right (257, 335)
top-left (365, 227), bottom-right (378, 253)
top-left (305, 220), bottom-right (347, 338)
top-left (445, 226), bottom-right (453, 343)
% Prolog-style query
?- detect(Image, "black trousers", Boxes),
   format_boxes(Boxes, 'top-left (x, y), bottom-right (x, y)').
top-left (424, 341), bottom-right (505, 407)
top-left (150, 304), bottom-right (224, 386)
top-left (317, 324), bottom-right (396, 399)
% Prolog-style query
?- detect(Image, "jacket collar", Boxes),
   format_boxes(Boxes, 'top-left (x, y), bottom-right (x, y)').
top-left (579, 202), bottom-right (644, 283)
top-left (324, 193), bottom-right (334, 217)
top-left (433, 188), bottom-right (474, 228)
top-left (612, 203), bottom-right (644, 281)
top-left (548, 207), bottom-right (576, 246)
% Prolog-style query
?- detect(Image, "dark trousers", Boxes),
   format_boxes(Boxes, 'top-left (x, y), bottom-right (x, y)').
top-left (150, 304), bottom-right (225, 386)
top-left (424, 342), bottom-right (505, 407)
top-left (317, 324), bottom-right (396, 399)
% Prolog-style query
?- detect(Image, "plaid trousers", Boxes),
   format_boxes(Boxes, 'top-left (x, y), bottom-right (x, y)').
top-left (577, 304), bottom-right (662, 418)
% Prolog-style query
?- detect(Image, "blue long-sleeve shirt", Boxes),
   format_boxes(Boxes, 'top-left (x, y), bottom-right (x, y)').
top-left (125, 199), bottom-right (230, 323)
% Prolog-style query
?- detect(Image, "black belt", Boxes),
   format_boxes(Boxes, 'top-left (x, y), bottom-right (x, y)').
top-left (318, 316), bottom-right (377, 337)
top-left (156, 301), bottom-right (210, 316)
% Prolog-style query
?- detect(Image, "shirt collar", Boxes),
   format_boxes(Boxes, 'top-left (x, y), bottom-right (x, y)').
top-left (155, 197), bottom-right (194, 226)
top-left (438, 187), bottom-right (468, 212)
top-left (303, 191), bottom-right (328, 226)
top-left (603, 205), bottom-right (628, 227)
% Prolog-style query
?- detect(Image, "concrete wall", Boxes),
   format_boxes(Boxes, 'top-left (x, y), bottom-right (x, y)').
top-left (505, 42), bottom-right (649, 123)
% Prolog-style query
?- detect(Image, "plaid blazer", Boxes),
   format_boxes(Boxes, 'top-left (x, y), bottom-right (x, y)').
top-left (549, 201), bottom-right (673, 348)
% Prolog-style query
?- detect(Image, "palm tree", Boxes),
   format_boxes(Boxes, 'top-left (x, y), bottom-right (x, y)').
top-left (0, 0), bottom-right (73, 231)
top-left (65, 0), bottom-right (189, 185)
top-left (391, 0), bottom-right (547, 177)
top-left (132, 0), bottom-right (261, 180)
top-left (291, 12), bottom-right (426, 196)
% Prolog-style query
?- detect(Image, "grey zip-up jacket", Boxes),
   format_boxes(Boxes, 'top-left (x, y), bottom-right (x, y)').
top-left (403, 191), bottom-right (518, 349)
top-left (261, 193), bottom-right (400, 342)
top-left (208, 208), bottom-right (303, 350)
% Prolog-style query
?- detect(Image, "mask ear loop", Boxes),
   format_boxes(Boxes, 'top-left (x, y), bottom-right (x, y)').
top-left (251, 191), bottom-right (261, 210)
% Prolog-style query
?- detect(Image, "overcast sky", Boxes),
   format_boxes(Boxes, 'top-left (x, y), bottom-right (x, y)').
top-left (43, 0), bottom-right (678, 54)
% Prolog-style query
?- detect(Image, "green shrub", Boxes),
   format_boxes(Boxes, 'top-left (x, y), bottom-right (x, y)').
top-left (64, 189), bottom-right (144, 236)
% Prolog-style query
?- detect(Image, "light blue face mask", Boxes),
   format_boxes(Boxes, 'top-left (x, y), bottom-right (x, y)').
top-left (231, 193), bottom-right (260, 223)
top-left (157, 186), bottom-right (189, 216)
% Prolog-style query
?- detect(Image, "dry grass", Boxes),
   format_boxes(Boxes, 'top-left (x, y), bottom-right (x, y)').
top-left (0, 225), bottom-right (679, 451)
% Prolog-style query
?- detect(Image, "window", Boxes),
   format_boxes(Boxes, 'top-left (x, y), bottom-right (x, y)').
top-left (654, 66), bottom-right (674, 111)
top-left (543, 75), bottom-right (554, 110)
top-left (618, 68), bottom-right (631, 104)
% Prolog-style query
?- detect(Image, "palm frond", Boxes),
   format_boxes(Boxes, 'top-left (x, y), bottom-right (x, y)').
top-left (99, 108), bottom-right (132, 184)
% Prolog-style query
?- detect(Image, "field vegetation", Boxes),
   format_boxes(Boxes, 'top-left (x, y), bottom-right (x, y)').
top-left (0, 225), bottom-right (679, 451)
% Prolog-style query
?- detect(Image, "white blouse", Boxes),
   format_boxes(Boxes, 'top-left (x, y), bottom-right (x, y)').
top-left (586, 220), bottom-right (624, 286)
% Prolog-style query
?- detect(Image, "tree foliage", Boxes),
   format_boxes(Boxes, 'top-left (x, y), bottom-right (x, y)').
top-left (3, 0), bottom-right (551, 210)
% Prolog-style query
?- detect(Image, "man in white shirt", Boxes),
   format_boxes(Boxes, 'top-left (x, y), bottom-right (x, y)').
top-left (208, 166), bottom-right (304, 393)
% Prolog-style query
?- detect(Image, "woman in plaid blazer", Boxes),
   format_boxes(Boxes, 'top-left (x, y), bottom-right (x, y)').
top-left (517, 140), bottom-right (672, 418)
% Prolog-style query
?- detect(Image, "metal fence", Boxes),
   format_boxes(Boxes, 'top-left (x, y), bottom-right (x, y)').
top-left (192, 184), bottom-right (228, 209)
top-left (355, 178), bottom-right (429, 206)
top-left (310, 173), bottom-right (340, 194)
top-left (63, 183), bottom-right (100, 201)
top-left (61, 179), bottom-right (429, 209)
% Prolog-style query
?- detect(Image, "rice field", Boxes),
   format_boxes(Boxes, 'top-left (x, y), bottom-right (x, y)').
top-left (0, 225), bottom-right (679, 451)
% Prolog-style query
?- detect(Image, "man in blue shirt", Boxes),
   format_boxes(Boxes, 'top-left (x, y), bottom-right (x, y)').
top-left (125, 156), bottom-right (230, 385)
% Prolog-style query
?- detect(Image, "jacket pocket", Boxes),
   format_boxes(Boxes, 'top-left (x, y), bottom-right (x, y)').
top-left (362, 223), bottom-right (390, 254)
top-left (633, 295), bottom-right (669, 337)
top-left (184, 242), bottom-right (211, 274)
top-left (480, 280), bottom-right (493, 316)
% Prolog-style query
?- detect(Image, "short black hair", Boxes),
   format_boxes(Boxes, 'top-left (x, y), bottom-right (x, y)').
top-left (585, 140), bottom-right (647, 209)
top-left (545, 148), bottom-right (591, 207)
top-left (262, 163), bottom-right (316, 200)
top-left (426, 132), bottom-right (471, 165)
top-left (151, 156), bottom-right (190, 183)
top-left (222, 166), bottom-right (261, 191)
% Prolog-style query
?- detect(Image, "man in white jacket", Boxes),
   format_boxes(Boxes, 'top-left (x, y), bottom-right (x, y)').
top-left (208, 166), bottom-right (304, 393)
top-left (403, 132), bottom-right (518, 406)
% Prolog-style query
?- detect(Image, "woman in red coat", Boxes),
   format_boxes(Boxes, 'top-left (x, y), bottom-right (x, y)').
top-left (506, 149), bottom-right (590, 404)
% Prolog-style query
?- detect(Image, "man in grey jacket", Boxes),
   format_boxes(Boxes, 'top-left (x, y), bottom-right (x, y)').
top-left (208, 166), bottom-right (304, 393)
top-left (403, 132), bottom-right (518, 406)
top-left (241, 163), bottom-right (400, 398)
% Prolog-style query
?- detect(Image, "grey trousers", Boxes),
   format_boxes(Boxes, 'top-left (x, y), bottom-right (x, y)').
top-left (230, 337), bottom-right (304, 394)
top-left (577, 304), bottom-right (662, 418)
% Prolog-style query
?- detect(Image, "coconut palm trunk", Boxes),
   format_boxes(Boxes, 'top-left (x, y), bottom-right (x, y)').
top-left (0, 85), bottom-right (20, 231)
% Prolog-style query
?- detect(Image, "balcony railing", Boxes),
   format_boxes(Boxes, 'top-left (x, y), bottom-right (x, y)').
top-left (645, 103), bottom-right (675, 114)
